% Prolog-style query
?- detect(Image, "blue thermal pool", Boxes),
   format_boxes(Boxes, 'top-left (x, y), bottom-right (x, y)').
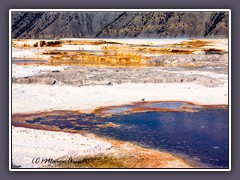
top-left (12, 102), bottom-right (229, 168)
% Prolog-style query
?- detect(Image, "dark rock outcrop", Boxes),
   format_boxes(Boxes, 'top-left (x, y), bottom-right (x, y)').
top-left (11, 11), bottom-right (229, 39)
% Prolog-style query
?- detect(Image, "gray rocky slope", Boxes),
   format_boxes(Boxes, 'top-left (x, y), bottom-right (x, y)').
top-left (11, 11), bottom-right (228, 39)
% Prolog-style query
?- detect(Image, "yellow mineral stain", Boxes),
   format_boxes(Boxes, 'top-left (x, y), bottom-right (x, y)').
top-left (12, 39), bottom-right (227, 67)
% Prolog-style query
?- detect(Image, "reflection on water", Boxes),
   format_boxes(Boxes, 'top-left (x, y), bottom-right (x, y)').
top-left (13, 102), bottom-right (229, 168)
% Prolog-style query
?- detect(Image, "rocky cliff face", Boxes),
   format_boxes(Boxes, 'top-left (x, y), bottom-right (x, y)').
top-left (11, 11), bottom-right (229, 39)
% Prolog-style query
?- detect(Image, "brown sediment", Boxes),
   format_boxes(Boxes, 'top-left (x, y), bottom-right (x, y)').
top-left (96, 122), bottom-right (120, 128)
top-left (100, 137), bottom-right (193, 168)
top-left (46, 51), bottom-right (149, 67)
top-left (12, 110), bottom-right (86, 134)
top-left (34, 128), bottom-right (192, 168)
top-left (12, 109), bottom-right (82, 120)
top-left (12, 116), bottom-right (84, 135)
top-left (200, 104), bottom-right (228, 109)
top-left (12, 109), bottom-right (121, 134)
top-left (12, 39), bottom-right (228, 67)
top-left (168, 40), bottom-right (211, 48)
top-left (203, 48), bottom-right (225, 54)
top-left (134, 39), bottom-right (224, 55)
top-left (123, 107), bottom-right (198, 114)
top-left (12, 39), bottom-right (110, 48)
top-left (93, 100), bottom-right (228, 116)
top-left (55, 135), bottom-right (193, 168)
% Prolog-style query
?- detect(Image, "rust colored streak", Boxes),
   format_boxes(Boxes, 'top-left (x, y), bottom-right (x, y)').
top-left (200, 104), bottom-right (228, 109)
top-left (12, 39), bottom-right (227, 68)
top-left (12, 110), bottom-right (87, 134)
top-left (12, 110), bottom-right (82, 119)
top-left (93, 100), bottom-right (228, 116)
top-left (11, 120), bottom-right (87, 135)
top-left (11, 101), bottom-right (228, 133)
top-left (123, 107), bottom-right (197, 114)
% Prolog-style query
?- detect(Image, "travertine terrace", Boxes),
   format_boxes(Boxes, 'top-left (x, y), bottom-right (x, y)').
top-left (11, 38), bottom-right (229, 168)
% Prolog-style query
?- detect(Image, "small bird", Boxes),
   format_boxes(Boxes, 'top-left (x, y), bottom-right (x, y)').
top-left (106, 82), bottom-right (113, 85)
top-left (52, 80), bottom-right (57, 85)
top-left (141, 98), bottom-right (145, 102)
